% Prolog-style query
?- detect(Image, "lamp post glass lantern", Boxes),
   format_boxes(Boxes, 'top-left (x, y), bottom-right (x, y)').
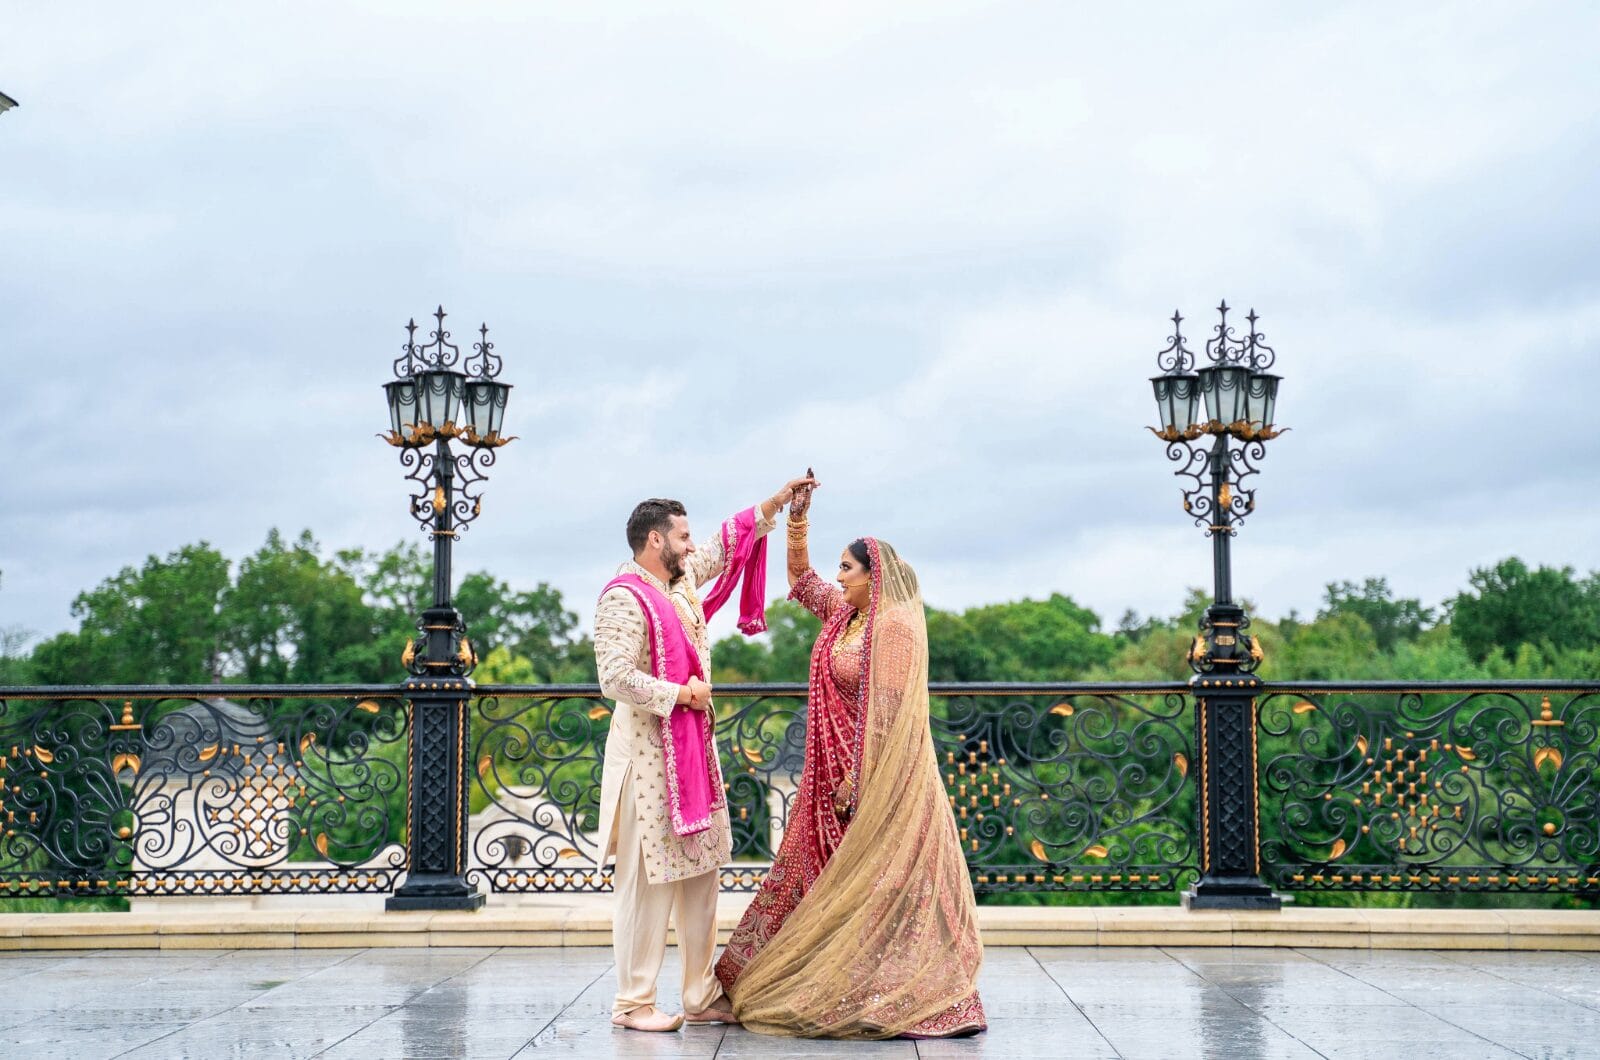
top-left (1146, 300), bottom-right (1287, 911)
top-left (379, 306), bottom-right (515, 911)
top-left (1150, 372), bottom-right (1200, 437)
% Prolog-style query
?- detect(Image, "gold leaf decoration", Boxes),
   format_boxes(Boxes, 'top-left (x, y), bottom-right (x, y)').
top-left (1050, 703), bottom-right (1075, 717)
top-left (111, 753), bottom-right (141, 776)
top-left (557, 848), bottom-right (581, 860)
top-left (314, 833), bottom-right (330, 857)
top-left (1292, 702), bottom-right (1318, 715)
top-left (197, 744), bottom-right (219, 762)
top-left (1356, 736), bottom-right (1369, 755)
top-left (588, 705), bottom-right (610, 721)
top-left (1456, 746), bottom-right (1477, 761)
top-left (477, 755), bottom-right (493, 778)
top-left (355, 700), bottom-right (381, 714)
top-left (1029, 839), bottom-right (1049, 862)
top-left (742, 746), bottom-right (764, 764)
top-left (1533, 746), bottom-right (1563, 771)
top-left (1084, 844), bottom-right (1109, 859)
top-left (1329, 838), bottom-right (1347, 861)
top-left (1173, 752), bottom-right (1189, 777)
top-left (32, 746), bottom-right (53, 764)
top-left (401, 639), bottom-right (416, 668)
top-left (300, 733), bottom-right (316, 753)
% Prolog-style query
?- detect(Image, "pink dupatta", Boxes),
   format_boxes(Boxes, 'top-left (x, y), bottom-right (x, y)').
top-left (701, 506), bottom-right (769, 635)
top-left (602, 574), bottom-right (723, 836)
top-left (602, 507), bottom-right (769, 837)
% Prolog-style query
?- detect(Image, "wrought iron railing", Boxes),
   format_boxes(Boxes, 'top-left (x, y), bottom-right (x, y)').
top-left (2, 679), bottom-right (1596, 903)
top-left (0, 686), bottom-right (408, 900)
top-left (1259, 682), bottom-right (1600, 894)
top-left (468, 683), bottom-right (1196, 895)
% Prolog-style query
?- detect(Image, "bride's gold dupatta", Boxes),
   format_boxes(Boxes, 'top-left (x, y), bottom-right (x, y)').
top-left (728, 540), bottom-right (984, 1038)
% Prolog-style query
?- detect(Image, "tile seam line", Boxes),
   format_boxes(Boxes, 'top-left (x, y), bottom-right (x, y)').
top-left (309, 944), bottom-right (506, 1057)
top-left (1296, 946), bottom-right (1531, 1057)
top-left (1024, 943), bottom-right (1123, 1058)
top-left (1439, 945), bottom-right (1600, 1017)
top-left (111, 946), bottom-right (371, 1059)
top-left (511, 959), bottom-right (614, 1057)
top-left (1160, 944), bottom-right (1333, 1059)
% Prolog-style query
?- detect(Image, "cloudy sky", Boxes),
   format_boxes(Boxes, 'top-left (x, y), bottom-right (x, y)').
top-left (4, 2), bottom-right (1598, 647)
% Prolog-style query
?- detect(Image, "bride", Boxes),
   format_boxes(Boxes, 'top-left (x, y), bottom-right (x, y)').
top-left (714, 478), bottom-right (986, 1039)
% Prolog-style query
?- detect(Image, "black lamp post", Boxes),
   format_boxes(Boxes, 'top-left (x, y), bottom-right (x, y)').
top-left (1148, 301), bottom-right (1285, 910)
top-left (381, 307), bottom-right (514, 911)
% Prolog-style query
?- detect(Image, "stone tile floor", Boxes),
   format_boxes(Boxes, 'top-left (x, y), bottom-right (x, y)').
top-left (2, 945), bottom-right (1598, 1059)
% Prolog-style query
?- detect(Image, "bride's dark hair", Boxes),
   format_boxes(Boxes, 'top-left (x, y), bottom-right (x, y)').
top-left (848, 539), bottom-right (871, 570)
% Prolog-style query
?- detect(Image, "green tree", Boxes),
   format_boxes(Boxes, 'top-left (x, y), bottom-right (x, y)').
top-left (0, 570), bottom-right (35, 683)
top-left (961, 594), bottom-right (1116, 680)
top-left (1318, 577), bottom-right (1434, 652)
top-left (221, 530), bottom-right (377, 683)
top-left (927, 608), bottom-right (992, 682)
top-left (31, 544), bottom-right (230, 684)
top-left (456, 574), bottom-right (586, 682)
top-left (712, 601), bottom-right (820, 683)
top-left (1448, 558), bottom-right (1600, 663)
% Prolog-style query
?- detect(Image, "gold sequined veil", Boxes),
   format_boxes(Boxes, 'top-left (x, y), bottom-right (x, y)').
top-left (728, 539), bottom-right (984, 1038)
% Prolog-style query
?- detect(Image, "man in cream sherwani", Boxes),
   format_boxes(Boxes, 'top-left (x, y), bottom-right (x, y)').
top-left (595, 479), bottom-right (811, 1032)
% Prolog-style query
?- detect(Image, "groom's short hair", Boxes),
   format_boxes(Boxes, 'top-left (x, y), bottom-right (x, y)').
top-left (627, 498), bottom-right (687, 553)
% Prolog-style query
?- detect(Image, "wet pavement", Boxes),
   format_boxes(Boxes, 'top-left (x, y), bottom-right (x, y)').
top-left (1, 945), bottom-right (1597, 1058)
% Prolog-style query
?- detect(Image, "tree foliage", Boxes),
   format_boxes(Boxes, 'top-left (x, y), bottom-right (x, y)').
top-left (15, 532), bottom-right (595, 686)
top-left (1448, 558), bottom-right (1600, 665)
top-left (10, 541), bottom-right (1599, 689)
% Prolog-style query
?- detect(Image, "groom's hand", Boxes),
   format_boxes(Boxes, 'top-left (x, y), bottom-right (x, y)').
top-left (682, 677), bottom-right (713, 710)
top-left (768, 472), bottom-right (819, 518)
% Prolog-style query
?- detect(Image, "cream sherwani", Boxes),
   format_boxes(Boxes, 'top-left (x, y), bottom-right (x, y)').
top-left (594, 504), bottom-right (775, 1016)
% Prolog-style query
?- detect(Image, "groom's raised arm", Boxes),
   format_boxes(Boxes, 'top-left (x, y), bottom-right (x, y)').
top-left (595, 589), bottom-right (680, 719)
top-left (685, 501), bottom-right (777, 589)
top-left (686, 475), bottom-right (817, 589)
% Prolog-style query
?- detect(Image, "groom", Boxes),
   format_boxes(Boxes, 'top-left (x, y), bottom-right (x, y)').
top-left (594, 477), bottom-right (814, 1032)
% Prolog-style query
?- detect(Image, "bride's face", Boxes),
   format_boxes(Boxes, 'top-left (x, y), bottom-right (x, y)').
top-left (837, 549), bottom-right (871, 611)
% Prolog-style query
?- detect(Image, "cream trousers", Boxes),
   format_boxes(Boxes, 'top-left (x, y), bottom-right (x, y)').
top-left (611, 769), bottom-right (722, 1016)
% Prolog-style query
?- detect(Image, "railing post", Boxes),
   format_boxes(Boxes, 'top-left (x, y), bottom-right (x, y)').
top-left (1185, 659), bottom-right (1279, 910)
top-left (387, 674), bottom-right (483, 911)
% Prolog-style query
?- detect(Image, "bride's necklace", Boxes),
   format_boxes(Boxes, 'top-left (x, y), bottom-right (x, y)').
top-left (836, 609), bottom-right (868, 651)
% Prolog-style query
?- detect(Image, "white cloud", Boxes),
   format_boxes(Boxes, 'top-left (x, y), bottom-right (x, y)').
top-left (3, 2), bottom-right (1598, 647)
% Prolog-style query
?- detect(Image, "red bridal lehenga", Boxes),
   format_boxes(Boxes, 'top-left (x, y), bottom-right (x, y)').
top-left (715, 538), bottom-right (986, 1039)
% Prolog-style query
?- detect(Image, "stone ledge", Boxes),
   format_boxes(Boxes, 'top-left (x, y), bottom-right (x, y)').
top-left (5, 904), bottom-right (1600, 951)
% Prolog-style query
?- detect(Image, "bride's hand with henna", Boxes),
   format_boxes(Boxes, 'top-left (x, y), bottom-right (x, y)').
top-left (788, 468), bottom-right (817, 519)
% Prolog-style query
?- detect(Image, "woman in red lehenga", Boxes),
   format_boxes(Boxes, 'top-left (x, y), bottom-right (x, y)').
top-left (714, 481), bottom-right (985, 1039)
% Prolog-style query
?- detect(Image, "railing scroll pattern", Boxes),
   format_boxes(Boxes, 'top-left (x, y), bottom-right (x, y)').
top-left (1259, 682), bottom-right (1600, 893)
top-left (468, 683), bottom-right (1199, 895)
top-left (0, 686), bottom-right (408, 899)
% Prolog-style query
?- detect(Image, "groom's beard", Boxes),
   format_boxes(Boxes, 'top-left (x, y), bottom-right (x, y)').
top-left (660, 542), bottom-right (687, 582)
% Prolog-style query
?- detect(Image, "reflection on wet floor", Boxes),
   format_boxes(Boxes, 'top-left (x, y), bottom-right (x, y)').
top-left (1, 945), bottom-right (1596, 1059)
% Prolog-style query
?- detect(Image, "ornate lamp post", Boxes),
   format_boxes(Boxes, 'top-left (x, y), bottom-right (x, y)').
top-left (381, 307), bottom-right (513, 911)
top-left (1148, 301), bottom-right (1285, 910)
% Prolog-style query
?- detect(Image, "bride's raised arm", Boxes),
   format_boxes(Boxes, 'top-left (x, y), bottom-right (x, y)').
top-left (786, 478), bottom-right (814, 589)
top-left (784, 476), bottom-right (844, 622)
